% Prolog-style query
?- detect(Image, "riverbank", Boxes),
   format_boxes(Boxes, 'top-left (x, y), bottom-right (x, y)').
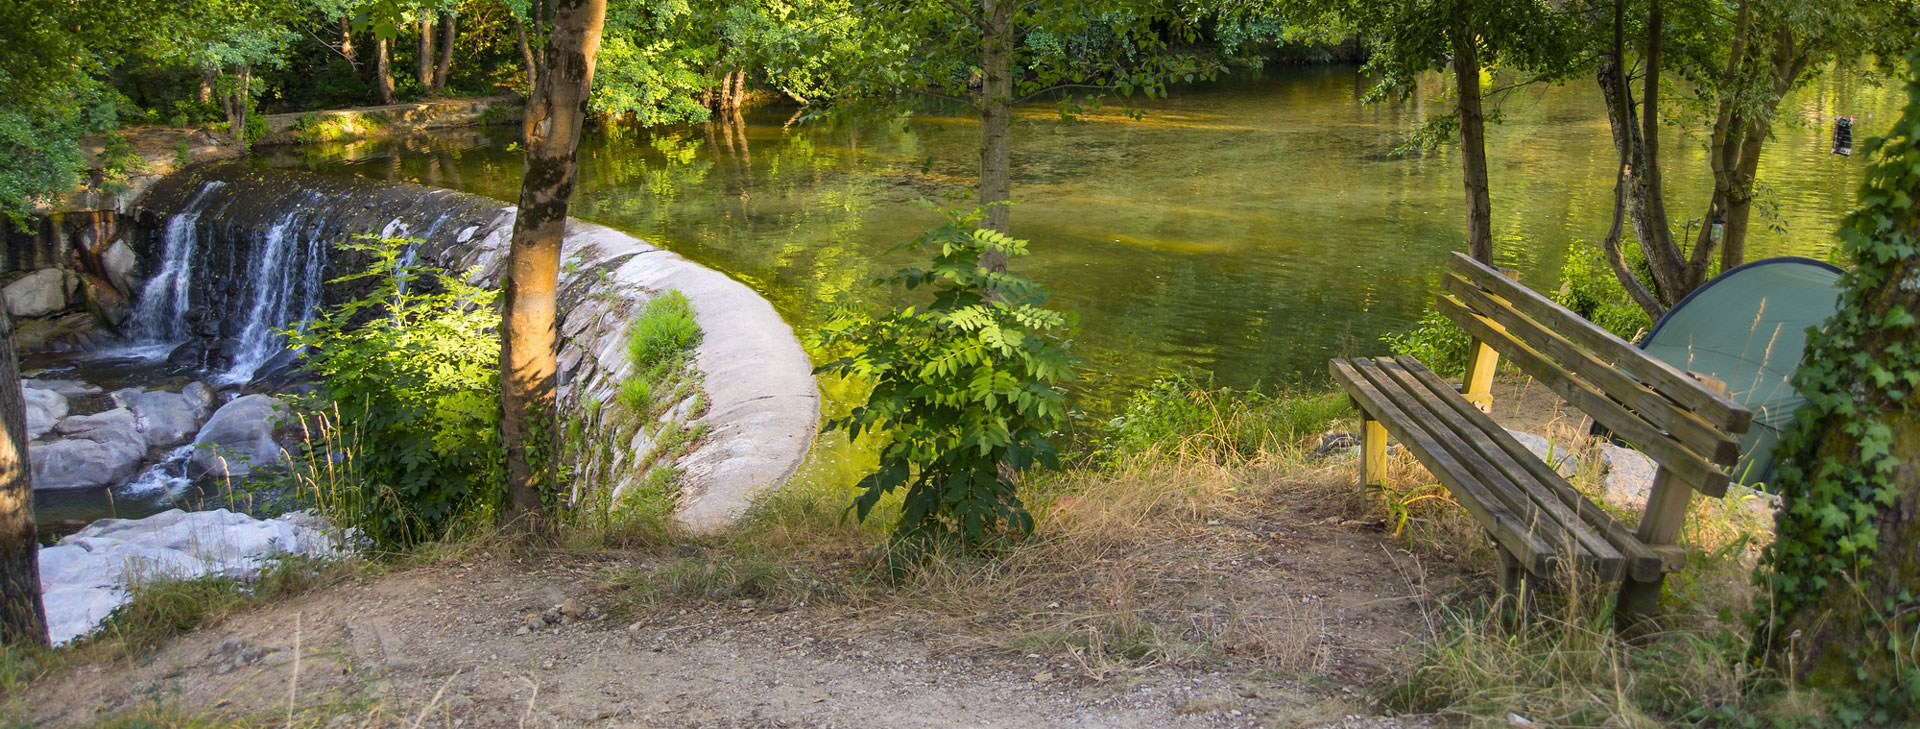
top-left (4, 377), bottom-right (1791, 728)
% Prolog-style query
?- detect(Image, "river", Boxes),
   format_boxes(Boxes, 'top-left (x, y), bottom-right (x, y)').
top-left (261, 64), bottom-right (1902, 415)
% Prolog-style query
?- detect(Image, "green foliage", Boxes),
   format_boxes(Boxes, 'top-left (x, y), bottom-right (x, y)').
top-left (1380, 307), bottom-right (1472, 376)
top-left (1553, 242), bottom-right (1654, 341)
top-left (284, 238), bottom-right (504, 551)
top-left (812, 208), bottom-right (1078, 551)
top-left (628, 290), bottom-right (701, 377)
top-left (1756, 51), bottom-right (1920, 721)
top-left (1098, 376), bottom-right (1347, 461)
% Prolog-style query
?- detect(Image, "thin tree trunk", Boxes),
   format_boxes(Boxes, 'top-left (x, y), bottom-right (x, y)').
top-left (977, 0), bottom-right (1015, 245)
top-left (513, 15), bottom-right (538, 93)
top-left (0, 310), bottom-right (49, 649)
top-left (435, 11), bottom-right (456, 91)
top-left (1720, 25), bottom-right (1801, 272)
top-left (500, 0), bottom-right (608, 526)
top-left (1450, 15), bottom-right (1493, 263)
top-left (376, 37), bottom-right (396, 104)
top-left (1594, 0), bottom-right (1684, 310)
top-left (418, 17), bottom-right (437, 91)
top-left (340, 17), bottom-right (358, 68)
top-left (226, 66), bottom-right (251, 151)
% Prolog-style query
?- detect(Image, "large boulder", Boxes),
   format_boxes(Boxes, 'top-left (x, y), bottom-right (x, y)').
top-left (30, 408), bottom-right (149, 490)
top-left (113, 385), bottom-right (213, 447)
top-left (101, 239), bottom-right (137, 293)
top-left (3, 268), bottom-right (73, 317)
top-left (24, 387), bottom-right (68, 441)
top-left (189, 394), bottom-right (291, 478)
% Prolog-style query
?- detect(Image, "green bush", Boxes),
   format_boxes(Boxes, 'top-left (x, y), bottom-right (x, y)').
top-left (1554, 242), bottom-right (1653, 341)
top-left (812, 208), bottom-right (1078, 553)
top-left (628, 290), bottom-right (700, 378)
top-left (284, 238), bottom-right (504, 551)
top-left (1380, 307), bottom-right (1473, 376)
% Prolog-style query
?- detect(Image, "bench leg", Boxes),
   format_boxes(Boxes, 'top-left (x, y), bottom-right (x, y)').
top-left (1496, 549), bottom-right (1533, 626)
top-left (1619, 466), bottom-right (1693, 625)
top-left (1361, 414), bottom-right (1388, 486)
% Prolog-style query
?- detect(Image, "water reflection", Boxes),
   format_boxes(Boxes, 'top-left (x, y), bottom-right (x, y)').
top-left (258, 65), bottom-right (1901, 416)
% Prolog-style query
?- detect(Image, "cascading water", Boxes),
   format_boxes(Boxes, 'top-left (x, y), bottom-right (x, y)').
top-left (128, 181), bottom-right (226, 342)
top-left (218, 205), bottom-right (328, 384)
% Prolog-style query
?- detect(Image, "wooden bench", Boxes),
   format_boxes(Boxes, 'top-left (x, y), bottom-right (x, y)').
top-left (1332, 252), bottom-right (1754, 616)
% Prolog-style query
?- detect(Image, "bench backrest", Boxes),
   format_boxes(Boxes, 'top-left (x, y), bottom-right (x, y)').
top-left (1436, 252), bottom-right (1754, 497)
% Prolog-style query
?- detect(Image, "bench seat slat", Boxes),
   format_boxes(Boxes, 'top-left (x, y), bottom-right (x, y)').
top-left (1444, 275), bottom-right (1742, 467)
top-left (1437, 295), bottom-right (1734, 499)
top-left (1391, 356), bottom-right (1668, 582)
top-left (1448, 252), bottom-right (1753, 434)
top-left (1364, 358), bottom-right (1627, 579)
top-left (1331, 359), bottom-right (1560, 576)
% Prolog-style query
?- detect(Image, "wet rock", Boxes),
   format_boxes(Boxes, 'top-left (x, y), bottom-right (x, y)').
top-left (4, 268), bottom-right (73, 317)
top-left (24, 387), bottom-right (68, 441)
top-left (115, 387), bottom-right (213, 447)
top-left (31, 408), bottom-right (147, 490)
top-left (166, 339), bottom-right (212, 369)
top-left (25, 377), bottom-right (104, 398)
top-left (188, 394), bottom-right (291, 478)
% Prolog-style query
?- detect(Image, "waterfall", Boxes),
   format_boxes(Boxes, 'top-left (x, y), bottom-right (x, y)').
top-left (128, 181), bottom-right (226, 342)
top-left (217, 204), bottom-right (330, 385)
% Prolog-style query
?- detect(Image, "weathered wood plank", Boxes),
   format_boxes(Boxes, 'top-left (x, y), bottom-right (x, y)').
top-left (1444, 275), bottom-right (1741, 467)
top-left (1436, 296), bottom-right (1733, 498)
top-left (1366, 358), bottom-right (1625, 580)
top-left (1331, 359), bottom-right (1558, 575)
top-left (1392, 356), bottom-right (1666, 582)
top-left (1447, 252), bottom-right (1753, 434)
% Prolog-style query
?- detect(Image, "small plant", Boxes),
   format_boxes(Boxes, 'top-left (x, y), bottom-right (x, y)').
top-left (628, 290), bottom-right (700, 378)
top-left (283, 238), bottom-right (504, 551)
top-left (812, 207), bottom-right (1078, 554)
top-left (1098, 376), bottom-right (1346, 462)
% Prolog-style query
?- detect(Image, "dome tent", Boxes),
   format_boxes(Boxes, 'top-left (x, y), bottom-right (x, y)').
top-left (1634, 257), bottom-right (1844, 487)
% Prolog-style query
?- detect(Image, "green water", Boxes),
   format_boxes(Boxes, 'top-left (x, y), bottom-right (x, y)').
top-left (262, 65), bottom-right (1901, 414)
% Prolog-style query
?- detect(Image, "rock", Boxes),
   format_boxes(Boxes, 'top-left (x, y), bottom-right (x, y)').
top-left (4, 268), bottom-right (71, 317)
top-left (79, 273), bottom-right (130, 326)
top-left (24, 387), bottom-right (67, 441)
top-left (25, 377), bottom-right (104, 398)
top-left (101, 239), bottom-right (137, 292)
top-left (117, 387), bottom-right (212, 447)
top-left (1599, 444), bottom-right (1659, 507)
top-left (188, 394), bottom-right (290, 479)
top-left (30, 408), bottom-right (148, 490)
top-left (558, 597), bottom-right (588, 619)
top-left (181, 381), bottom-right (214, 412)
top-left (1504, 429), bottom-right (1580, 477)
top-left (166, 339), bottom-right (212, 369)
top-left (38, 508), bottom-right (341, 644)
top-left (11, 312), bottom-right (95, 353)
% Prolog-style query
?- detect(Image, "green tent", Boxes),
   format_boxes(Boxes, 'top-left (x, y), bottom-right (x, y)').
top-left (1636, 257), bottom-right (1844, 487)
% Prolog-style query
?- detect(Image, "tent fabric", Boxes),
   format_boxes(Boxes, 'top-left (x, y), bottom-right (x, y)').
top-left (1637, 257), bottom-right (1844, 487)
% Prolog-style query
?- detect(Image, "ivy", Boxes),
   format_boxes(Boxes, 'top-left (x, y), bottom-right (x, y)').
top-left (812, 207), bottom-right (1077, 556)
top-left (1754, 50), bottom-right (1920, 721)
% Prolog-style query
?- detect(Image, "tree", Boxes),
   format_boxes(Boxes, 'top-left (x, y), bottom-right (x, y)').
top-left (1756, 49), bottom-right (1920, 720)
top-left (0, 310), bottom-right (47, 648)
top-left (1308, 0), bottom-right (1579, 263)
top-left (499, 0), bottom-right (607, 525)
top-left (1581, 0), bottom-right (1917, 319)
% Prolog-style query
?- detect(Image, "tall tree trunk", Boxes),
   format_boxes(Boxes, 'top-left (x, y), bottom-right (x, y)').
top-left (340, 17), bottom-right (358, 68)
top-left (976, 0), bottom-right (1015, 244)
top-left (500, 0), bottom-right (607, 526)
top-left (1764, 59), bottom-right (1920, 703)
top-left (435, 11), bottom-right (456, 91)
top-left (0, 311), bottom-right (49, 649)
top-left (1718, 25), bottom-right (1802, 273)
top-left (1450, 15), bottom-right (1493, 263)
top-left (418, 17), bottom-right (437, 91)
top-left (1594, 0), bottom-right (1686, 311)
top-left (376, 37), bottom-right (396, 104)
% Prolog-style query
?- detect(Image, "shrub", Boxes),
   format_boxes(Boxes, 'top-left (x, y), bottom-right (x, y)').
top-left (1381, 307), bottom-right (1472, 376)
top-left (628, 290), bottom-right (700, 378)
top-left (284, 238), bottom-right (504, 551)
top-left (1554, 242), bottom-right (1654, 341)
top-left (812, 208), bottom-right (1078, 553)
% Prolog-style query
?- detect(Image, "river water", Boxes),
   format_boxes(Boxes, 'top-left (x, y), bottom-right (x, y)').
top-left (261, 65), bottom-right (1901, 414)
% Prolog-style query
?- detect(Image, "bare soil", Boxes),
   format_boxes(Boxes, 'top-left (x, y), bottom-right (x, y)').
top-left (22, 502), bottom-right (1460, 728)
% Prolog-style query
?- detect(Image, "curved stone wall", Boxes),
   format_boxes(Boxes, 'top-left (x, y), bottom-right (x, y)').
top-left (133, 164), bottom-right (818, 530)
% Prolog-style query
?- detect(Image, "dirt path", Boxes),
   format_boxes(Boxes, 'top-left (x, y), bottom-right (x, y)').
top-left (24, 504), bottom-right (1453, 729)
